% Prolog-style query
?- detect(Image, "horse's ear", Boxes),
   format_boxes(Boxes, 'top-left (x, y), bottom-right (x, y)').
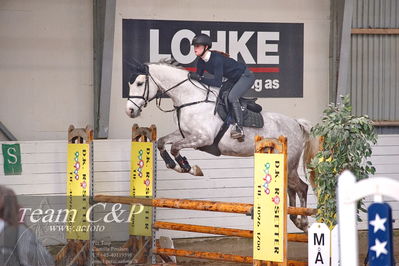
top-left (137, 64), bottom-right (149, 75)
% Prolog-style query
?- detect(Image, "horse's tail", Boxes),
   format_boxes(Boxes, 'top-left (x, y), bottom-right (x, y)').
top-left (296, 119), bottom-right (320, 190)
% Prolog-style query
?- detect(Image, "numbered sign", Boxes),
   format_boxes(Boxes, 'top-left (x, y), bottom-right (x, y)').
top-left (308, 223), bottom-right (330, 265)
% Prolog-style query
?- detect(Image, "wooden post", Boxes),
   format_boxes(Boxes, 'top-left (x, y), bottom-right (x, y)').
top-left (55, 125), bottom-right (93, 265)
top-left (253, 136), bottom-right (288, 266)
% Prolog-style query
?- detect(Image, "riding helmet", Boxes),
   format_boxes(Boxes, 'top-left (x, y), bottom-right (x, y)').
top-left (191, 34), bottom-right (212, 48)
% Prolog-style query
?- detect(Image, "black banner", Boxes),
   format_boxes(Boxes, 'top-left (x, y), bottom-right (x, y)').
top-left (123, 19), bottom-right (303, 98)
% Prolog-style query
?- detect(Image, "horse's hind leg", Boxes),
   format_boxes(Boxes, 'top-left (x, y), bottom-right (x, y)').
top-left (288, 170), bottom-right (309, 232)
top-left (287, 187), bottom-right (300, 229)
top-left (297, 176), bottom-right (309, 231)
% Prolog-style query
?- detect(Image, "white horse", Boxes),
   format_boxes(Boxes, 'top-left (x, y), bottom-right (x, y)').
top-left (125, 60), bottom-right (318, 231)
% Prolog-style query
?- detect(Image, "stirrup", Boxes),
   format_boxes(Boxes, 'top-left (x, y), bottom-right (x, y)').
top-left (230, 125), bottom-right (244, 141)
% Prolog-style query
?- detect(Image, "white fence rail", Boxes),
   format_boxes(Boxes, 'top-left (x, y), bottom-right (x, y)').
top-left (338, 171), bottom-right (398, 266)
top-left (0, 135), bottom-right (398, 240)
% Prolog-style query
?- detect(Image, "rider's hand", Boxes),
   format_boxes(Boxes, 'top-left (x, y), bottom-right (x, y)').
top-left (189, 72), bottom-right (201, 81)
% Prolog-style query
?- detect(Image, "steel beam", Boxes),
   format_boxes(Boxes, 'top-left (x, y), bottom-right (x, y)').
top-left (0, 121), bottom-right (17, 141)
top-left (336, 0), bottom-right (354, 104)
top-left (93, 0), bottom-right (116, 138)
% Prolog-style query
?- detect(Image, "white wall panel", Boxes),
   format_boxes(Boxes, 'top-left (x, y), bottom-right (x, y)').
top-left (0, 0), bottom-right (329, 140)
top-left (0, 0), bottom-right (93, 140)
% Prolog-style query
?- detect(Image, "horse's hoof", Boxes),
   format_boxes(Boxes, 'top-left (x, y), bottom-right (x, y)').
top-left (290, 215), bottom-right (309, 232)
top-left (296, 217), bottom-right (309, 232)
top-left (190, 165), bottom-right (204, 176)
top-left (246, 207), bottom-right (254, 219)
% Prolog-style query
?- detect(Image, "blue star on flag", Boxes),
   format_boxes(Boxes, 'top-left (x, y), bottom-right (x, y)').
top-left (368, 203), bottom-right (394, 266)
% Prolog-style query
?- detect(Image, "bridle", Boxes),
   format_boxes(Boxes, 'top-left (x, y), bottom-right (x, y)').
top-left (127, 73), bottom-right (161, 113)
top-left (127, 64), bottom-right (216, 137)
top-left (128, 71), bottom-right (192, 113)
top-left (127, 65), bottom-right (217, 113)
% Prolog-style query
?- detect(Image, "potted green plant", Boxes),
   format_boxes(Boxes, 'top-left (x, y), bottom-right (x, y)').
top-left (308, 95), bottom-right (377, 229)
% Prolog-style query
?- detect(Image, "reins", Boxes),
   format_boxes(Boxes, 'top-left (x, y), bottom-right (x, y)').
top-left (127, 67), bottom-right (217, 138)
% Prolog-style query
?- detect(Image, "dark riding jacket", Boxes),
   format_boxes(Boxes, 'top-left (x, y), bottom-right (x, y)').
top-left (196, 52), bottom-right (246, 87)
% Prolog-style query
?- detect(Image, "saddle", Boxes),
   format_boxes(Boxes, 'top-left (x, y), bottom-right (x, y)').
top-left (198, 81), bottom-right (264, 156)
top-left (215, 82), bottom-right (264, 128)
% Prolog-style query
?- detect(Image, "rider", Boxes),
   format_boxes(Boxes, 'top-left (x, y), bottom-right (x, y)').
top-left (189, 33), bottom-right (255, 140)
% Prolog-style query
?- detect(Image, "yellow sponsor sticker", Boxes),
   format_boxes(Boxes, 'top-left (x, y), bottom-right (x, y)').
top-left (253, 153), bottom-right (285, 262)
top-left (129, 142), bottom-right (154, 236)
top-left (66, 144), bottom-right (90, 240)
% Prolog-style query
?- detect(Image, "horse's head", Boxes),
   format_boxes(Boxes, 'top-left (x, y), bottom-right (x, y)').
top-left (126, 59), bottom-right (205, 118)
top-left (125, 63), bottom-right (158, 118)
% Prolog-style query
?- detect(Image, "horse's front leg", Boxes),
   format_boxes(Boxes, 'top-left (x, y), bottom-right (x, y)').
top-left (157, 130), bottom-right (184, 171)
top-left (170, 135), bottom-right (213, 176)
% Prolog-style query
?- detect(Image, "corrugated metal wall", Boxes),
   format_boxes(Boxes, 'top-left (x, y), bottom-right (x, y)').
top-left (350, 0), bottom-right (399, 124)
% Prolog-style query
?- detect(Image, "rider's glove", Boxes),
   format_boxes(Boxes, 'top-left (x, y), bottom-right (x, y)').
top-left (189, 72), bottom-right (201, 81)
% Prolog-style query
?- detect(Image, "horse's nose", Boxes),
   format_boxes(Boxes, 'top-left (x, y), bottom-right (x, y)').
top-left (125, 106), bottom-right (135, 118)
top-left (129, 108), bottom-right (135, 118)
top-left (126, 107), bottom-right (141, 118)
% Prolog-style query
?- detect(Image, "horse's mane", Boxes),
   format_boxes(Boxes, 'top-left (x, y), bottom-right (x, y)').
top-left (154, 58), bottom-right (186, 71)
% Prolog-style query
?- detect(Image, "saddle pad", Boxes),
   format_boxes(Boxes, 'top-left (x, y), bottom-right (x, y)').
top-left (216, 103), bottom-right (264, 128)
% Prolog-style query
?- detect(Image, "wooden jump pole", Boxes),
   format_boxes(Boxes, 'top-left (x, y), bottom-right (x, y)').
top-left (153, 221), bottom-right (308, 242)
top-left (93, 195), bottom-right (316, 217)
top-left (153, 248), bottom-right (307, 266)
top-left (154, 248), bottom-right (253, 263)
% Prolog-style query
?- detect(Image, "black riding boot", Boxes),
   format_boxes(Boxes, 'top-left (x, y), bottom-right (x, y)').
top-left (231, 102), bottom-right (245, 140)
